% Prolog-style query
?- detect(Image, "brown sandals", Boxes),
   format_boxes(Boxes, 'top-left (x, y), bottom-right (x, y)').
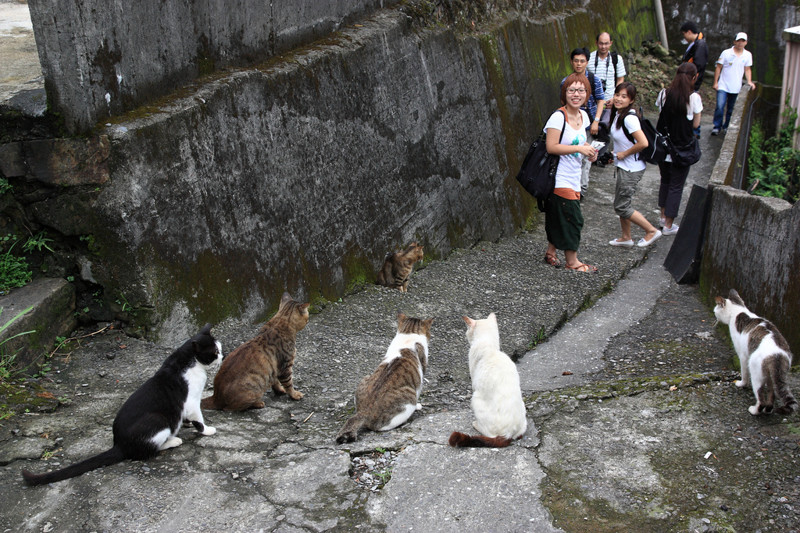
top-left (544, 253), bottom-right (562, 268)
top-left (565, 262), bottom-right (598, 273)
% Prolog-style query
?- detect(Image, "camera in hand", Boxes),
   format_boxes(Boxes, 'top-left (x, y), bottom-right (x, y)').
top-left (597, 151), bottom-right (614, 167)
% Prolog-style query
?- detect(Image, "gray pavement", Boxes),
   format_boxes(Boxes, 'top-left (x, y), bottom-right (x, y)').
top-left (0, 1), bottom-right (45, 116)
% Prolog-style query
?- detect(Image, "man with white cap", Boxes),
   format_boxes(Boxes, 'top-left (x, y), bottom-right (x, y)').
top-left (711, 32), bottom-right (756, 135)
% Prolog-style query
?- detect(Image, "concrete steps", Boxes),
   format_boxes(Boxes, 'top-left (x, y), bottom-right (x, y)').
top-left (0, 277), bottom-right (76, 372)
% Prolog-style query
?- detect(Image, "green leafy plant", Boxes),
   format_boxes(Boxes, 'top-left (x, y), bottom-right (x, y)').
top-left (22, 232), bottom-right (55, 254)
top-left (0, 177), bottom-right (11, 196)
top-left (0, 236), bottom-right (31, 294)
top-left (527, 326), bottom-right (547, 349)
top-left (748, 102), bottom-right (800, 203)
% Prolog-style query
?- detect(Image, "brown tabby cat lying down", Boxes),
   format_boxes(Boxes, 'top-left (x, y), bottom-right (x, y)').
top-left (376, 242), bottom-right (424, 292)
top-left (336, 313), bottom-right (433, 443)
top-left (201, 292), bottom-right (309, 411)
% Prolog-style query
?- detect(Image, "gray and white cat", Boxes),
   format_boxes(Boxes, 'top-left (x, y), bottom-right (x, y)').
top-left (335, 313), bottom-right (433, 443)
top-left (450, 313), bottom-right (527, 447)
top-left (714, 289), bottom-right (797, 416)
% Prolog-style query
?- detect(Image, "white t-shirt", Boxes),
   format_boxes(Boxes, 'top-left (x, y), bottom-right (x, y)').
top-left (587, 51), bottom-right (627, 101)
top-left (655, 90), bottom-right (703, 120)
top-left (544, 109), bottom-right (590, 192)
top-left (609, 112), bottom-right (646, 173)
top-left (716, 47), bottom-right (753, 94)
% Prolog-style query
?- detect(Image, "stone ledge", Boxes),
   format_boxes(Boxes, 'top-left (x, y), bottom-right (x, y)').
top-left (0, 277), bottom-right (76, 372)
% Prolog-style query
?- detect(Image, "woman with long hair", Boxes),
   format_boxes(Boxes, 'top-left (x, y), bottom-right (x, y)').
top-left (655, 62), bottom-right (703, 235)
top-left (607, 82), bottom-right (662, 247)
top-left (543, 72), bottom-right (599, 272)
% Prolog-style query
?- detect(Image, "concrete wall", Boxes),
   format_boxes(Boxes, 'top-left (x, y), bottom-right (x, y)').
top-left (662, 0), bottom-right (800, 85)
top-left (27, 0), bottom-right (399, 134)
top-left (17, 3), bottom-right (659, 343)
top-left (702, 90), bottom-right (800, 355)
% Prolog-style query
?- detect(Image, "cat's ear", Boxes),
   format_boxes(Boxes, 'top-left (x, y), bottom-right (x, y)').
top-left (200, 323), bottom-right (212, 335)
top-left (714, 296), bottom-right (724, 306)
top-left (462, 316), bottom-right (475, 328)
top-left (729, 289), bottom-right (745, 306)
top-left (397, 312), bottom-right (407, 324)
top-left (281, 292), bottom-right (293, 306)
top-left (487, 312), bottom-right (497, 323)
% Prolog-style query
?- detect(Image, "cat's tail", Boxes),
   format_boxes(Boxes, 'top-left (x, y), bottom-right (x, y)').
top-left (448, 431), bottom-right (513, 448)
top-left (335, 414), bottom-right (367, 444)
top-left (21, 447), bottom-right (125, 486)
top-left (771, 356), bottom-right (798, 415)
top-left (200, 394), bottom-right (221, 410)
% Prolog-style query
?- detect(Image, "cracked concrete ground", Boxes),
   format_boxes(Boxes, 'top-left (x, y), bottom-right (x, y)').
top-left (3, 112), bottom-right (799, 533)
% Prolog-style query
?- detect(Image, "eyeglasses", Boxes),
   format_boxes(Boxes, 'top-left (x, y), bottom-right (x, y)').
top-left (566, 88), bottom-right (586, 94)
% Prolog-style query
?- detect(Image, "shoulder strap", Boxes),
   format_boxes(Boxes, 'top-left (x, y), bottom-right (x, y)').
top-left (595, 52), bottom-right (619, 79)
top-left (557, 107), bottom-right (567, 141)
top-left (611, 51), bottom-right (618, 79)
top-left (620, 109), bottom-right (636, 143)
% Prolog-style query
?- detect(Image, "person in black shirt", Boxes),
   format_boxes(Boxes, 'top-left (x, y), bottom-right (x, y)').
top-left (680, 21), bottom-right (708, 138)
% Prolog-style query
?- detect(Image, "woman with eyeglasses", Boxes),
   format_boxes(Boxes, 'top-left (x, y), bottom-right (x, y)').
top-left (542, 73), bottom-right (599, 273)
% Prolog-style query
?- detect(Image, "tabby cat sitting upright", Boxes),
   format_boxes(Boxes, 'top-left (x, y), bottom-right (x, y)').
top-left (714, 289), bottom-right (797, 416)
top-left (449, 313), bottom-right (527, 448)
top-left (376, 242), bottom-right (424, 292)
top-left (201, 292), bottom-right (309, 411)
top-left (22, 324), bottom-right (222, 486)
top-left (336, 313), bottom-right (433, 443)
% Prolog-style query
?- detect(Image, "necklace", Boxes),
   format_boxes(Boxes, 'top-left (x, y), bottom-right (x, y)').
top-left (566, 110), bottom-right (582, 128)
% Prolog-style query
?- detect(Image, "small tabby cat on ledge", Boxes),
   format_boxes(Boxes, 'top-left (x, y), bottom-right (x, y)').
top-left (376, 242), bottom-right (424, 292)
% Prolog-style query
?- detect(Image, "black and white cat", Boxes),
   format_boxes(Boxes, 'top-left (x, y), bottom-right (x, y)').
top-left (22, 324), bottom-right (223, 486)
top-left (714, 289), bottom-right (797, 416)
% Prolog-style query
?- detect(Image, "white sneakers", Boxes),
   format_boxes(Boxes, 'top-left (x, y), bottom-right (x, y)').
top-left (609, 238), bottom-right (634, 247)
top-left (637, 230), bottom-right (662, 247)
top-left (662, 224), bottom-right (679, 236)
top-left (609, 229), bottom-right (663, 248)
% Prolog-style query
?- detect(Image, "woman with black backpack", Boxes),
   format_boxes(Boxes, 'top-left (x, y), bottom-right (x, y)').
top-left (543, 73), bottom-right (599, 273)
top-left (607, 82), bottom-right (662, 248)
top-left (654, 63), bottom-right (703, 236)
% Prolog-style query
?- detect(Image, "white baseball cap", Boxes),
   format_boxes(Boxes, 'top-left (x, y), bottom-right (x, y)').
top-left (735, 32), bottom-right (748, 41)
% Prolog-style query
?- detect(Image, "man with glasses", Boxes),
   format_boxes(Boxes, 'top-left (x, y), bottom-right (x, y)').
top-left (588, 32), bottom-right (626, 103)
top-left (561, 48), bottom-right (605, 197)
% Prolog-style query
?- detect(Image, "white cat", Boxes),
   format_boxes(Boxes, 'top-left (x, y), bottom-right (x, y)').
top-left (449, 313), bottom-right (527, 447)
top-left (714, 289), bottom-right (797, 416)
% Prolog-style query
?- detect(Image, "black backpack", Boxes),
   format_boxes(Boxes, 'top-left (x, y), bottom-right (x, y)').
top-left (516, 108), bottom-right (566, 211)
top-left (617, 107), bottom-right (671, 165)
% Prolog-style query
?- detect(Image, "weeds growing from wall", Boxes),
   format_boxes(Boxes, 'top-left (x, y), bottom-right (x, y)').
top-left (747, 102), bottom-right (800, 203)
top-left (0, 236), bottom-right (31, 294)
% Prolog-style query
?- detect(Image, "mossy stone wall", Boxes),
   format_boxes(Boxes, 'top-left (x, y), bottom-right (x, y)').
top-left (25, 3), bottom-right (658, 343)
